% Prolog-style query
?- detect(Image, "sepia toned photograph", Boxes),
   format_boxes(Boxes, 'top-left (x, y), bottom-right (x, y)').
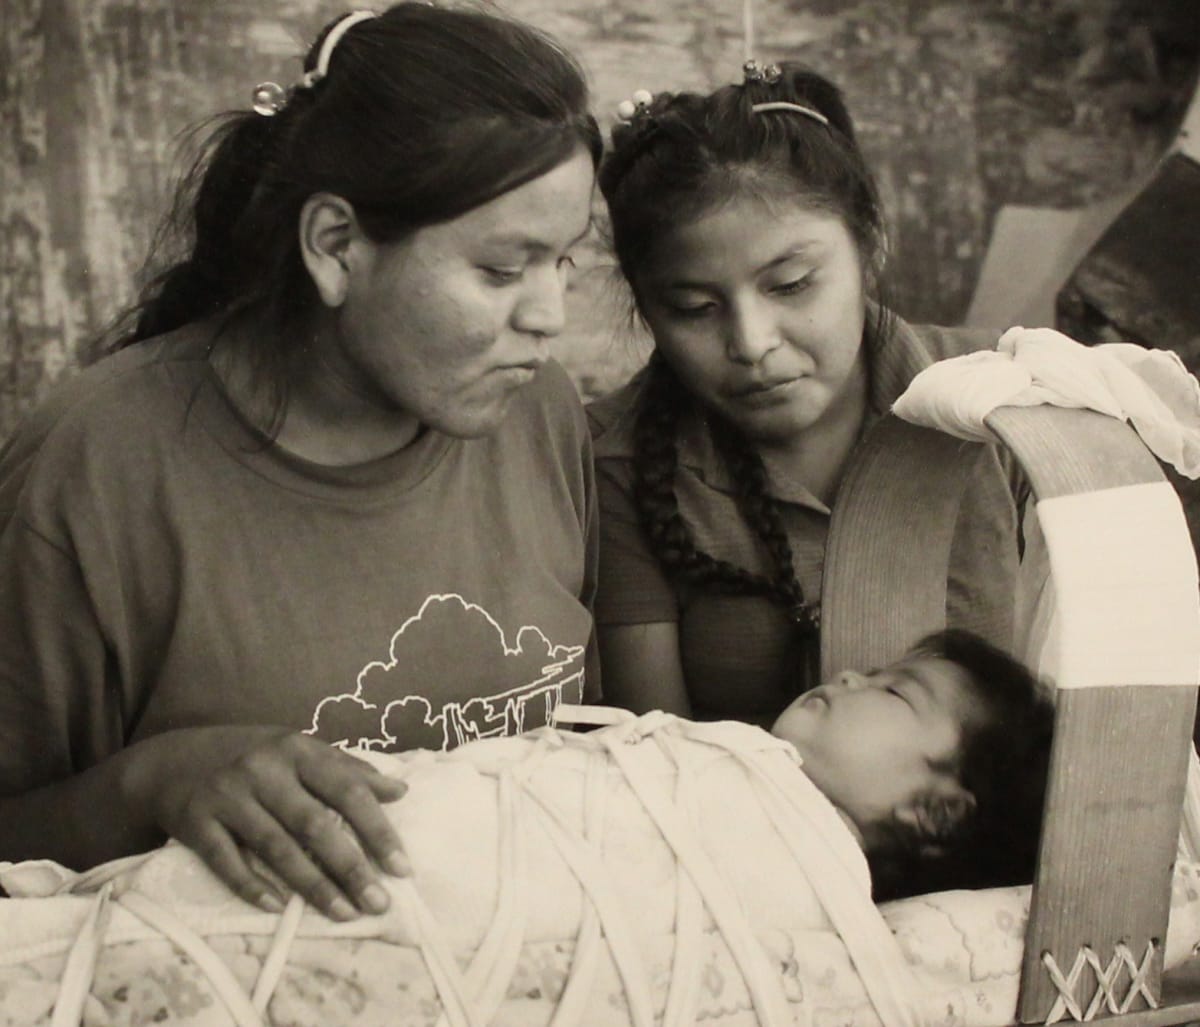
top-left (1, 0), bottom-right (1199, 1023)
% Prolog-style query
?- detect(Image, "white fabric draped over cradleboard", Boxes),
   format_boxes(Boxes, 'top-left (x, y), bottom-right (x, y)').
top-left (893, 325), bottom-right (1200, 856)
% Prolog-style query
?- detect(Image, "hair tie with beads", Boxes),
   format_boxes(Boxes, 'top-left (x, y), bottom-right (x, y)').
top-left (741, 59), bottom-right (782, 85)
top-left (615, 88), bottom-right (653, 123)
top-left (741, 59), bottom-right (829, 128)
top-left (252, 9), bottom-right (377, 117)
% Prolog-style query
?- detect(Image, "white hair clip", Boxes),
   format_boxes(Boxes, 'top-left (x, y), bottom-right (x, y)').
top-left (615, 89), bottom-right (653, 122)
top-left (742, 59), bottom-right (826, 126)
top-left (750, 101), bottom-right (830, 128)
top-left (251, 9), bottom-right (377, 117)
top-left (298, 10), bottom-right (378, 90)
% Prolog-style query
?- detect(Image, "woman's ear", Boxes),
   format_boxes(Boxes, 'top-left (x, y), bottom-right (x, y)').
top-left (299, 192), bottom-right (365, 308)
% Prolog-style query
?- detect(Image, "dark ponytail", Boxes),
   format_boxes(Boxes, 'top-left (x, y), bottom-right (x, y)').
top-left (130, 110), bottom-right (301, 343)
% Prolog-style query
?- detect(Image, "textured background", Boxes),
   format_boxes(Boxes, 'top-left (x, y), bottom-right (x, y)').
top-left (2, 0), bottom-right (1197, 437)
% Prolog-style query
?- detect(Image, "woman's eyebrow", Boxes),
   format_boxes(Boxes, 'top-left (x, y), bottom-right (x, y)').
top-left (479, 233), bottom-right (548, 254)
top-left (655, 241), bottom-right (828, 291)
top-left (483, 224), bottom-right (592, 253)
top-left (756, 241), bottom-right (822, 275)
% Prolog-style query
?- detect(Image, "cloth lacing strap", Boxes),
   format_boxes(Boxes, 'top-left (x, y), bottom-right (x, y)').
top-left (50, 882), bottom-right (308, 1026)
top-left (48, 714), bottom-right (930, 1027)
top-left (730, 743), bottom-right (931, 1027)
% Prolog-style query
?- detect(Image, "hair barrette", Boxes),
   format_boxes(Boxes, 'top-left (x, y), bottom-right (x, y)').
top-left (615, 89), bottom-right (653, 122)
top-left (252, 9), bottom-right (377, 116)
top-left (298, 10), bottom-right (378, 89)
top-left (750, 101), bottom-right (830, 127)
top-left (743, 59), bottom-right (784, 86)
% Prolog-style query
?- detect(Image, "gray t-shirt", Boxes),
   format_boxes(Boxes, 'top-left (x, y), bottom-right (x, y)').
top-left (0, 329), bottom-right (597, 792)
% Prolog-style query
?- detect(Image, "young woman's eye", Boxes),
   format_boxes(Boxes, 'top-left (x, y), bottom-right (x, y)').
top-left (668, 301), bottom-right (717, 319)
top-left (773, 274), bottom-right (815, 296)
top-left (557, 255), bottom-right (577, 273)
top-left (481, 266), bottom-right (523, 285)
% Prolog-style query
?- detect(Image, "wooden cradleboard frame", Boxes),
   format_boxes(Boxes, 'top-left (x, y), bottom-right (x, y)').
top-left (822, 406), bottom-right (1200, 1025)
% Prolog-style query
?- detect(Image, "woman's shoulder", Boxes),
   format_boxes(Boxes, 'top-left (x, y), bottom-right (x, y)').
top-left (0, 327), bottom-right (212, 502)
top-left (483, 359), bottom-right (595, 491)
top-left (899, 319), bottom-right (1000, 363)
top-left (584, 367), bottom-right (650, 461)
top-left (503, 358), bottom-right (590, 440)
top-left (6, 327), bottom-right (210, 443)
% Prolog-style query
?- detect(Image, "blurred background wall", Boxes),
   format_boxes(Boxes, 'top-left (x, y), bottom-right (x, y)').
top-left (2, 0), bottom-right (1197, 437)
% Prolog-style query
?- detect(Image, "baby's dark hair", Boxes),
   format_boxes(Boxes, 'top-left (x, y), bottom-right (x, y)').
top-left (868, 628), bottom-right (1055, 901)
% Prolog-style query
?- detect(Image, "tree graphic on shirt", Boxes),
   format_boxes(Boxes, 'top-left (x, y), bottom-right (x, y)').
top-left (306, 593), bottom-right (585, 752)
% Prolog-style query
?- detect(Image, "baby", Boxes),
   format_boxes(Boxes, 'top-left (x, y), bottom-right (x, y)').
top-left (773, 627), bottom-right (1054, 900)
top-left (0, 629), bottom-right (1054, 1027)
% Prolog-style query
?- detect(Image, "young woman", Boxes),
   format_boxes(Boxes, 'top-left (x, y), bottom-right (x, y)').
top-left (590, 63), bottom-right (1020, 725)
top-left (0, 3), bottom-right (601, 923)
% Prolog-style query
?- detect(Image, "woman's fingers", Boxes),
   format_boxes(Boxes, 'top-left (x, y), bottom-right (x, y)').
top-left (306, 753), bottom-right (412, 878)
top-left (183, 816), bottom-right (289, 915)
top-left (140, 729), bottom-right (412, 921)
top-left (179, 772), bottom-right (360, 920)
top-left (248, 803), bottom-right (371, 920)
top-left (241, 741), bottom-right (408, 917)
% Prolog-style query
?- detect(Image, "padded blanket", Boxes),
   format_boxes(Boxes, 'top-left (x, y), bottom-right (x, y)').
top-left (3, 712), bottom-right (1200, 1027)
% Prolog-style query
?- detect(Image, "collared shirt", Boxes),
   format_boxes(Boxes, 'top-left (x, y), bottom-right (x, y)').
top-left (587, 316), bottom-right (1016, 723)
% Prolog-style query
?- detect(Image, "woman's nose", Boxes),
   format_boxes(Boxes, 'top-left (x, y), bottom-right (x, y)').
top-left (512, 265), bottom-right (567, 338)
top-left (724, 299), bottom-right (780, 364)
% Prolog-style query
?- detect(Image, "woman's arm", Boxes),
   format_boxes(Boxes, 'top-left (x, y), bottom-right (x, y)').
top-left (592, 457), bottom-right (694, 715)
top-left (0, 727), bottom-right (409, 919)
top-left (0, 476), bottom-right (412, 919)
top-left (597, 621), bottom-right (692, 716)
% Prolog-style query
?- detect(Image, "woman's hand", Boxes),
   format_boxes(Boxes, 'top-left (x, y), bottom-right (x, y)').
top-left (119, 726), bottom-right (410, 920)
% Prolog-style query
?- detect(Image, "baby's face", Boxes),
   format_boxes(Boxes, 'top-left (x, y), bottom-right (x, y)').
top-left (771, 655), bottom-right (986, 837)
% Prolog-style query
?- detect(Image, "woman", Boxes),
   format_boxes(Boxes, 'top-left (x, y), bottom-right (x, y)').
top-left (590, 63), bottom-right (1019, 725)
top-left (0, 4), bottom-right (601, 922)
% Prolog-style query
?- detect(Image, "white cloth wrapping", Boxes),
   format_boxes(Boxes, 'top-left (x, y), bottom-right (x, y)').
top-left (892, 326), bottom-right (1200, 479)
top-left (4, 715), bottom-right (1200, 1027)
top-left (0, 715), bottom-right (938, 1027)
top-left (891, 326), bottom-right (1200, 691)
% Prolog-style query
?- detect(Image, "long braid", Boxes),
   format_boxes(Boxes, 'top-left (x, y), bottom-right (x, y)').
top-left (633, 355), bottom-right (769, 594)
top-left (633, 355), bottom-right (818, 640)
top-left (708, 417), bottom-right (818, 634)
